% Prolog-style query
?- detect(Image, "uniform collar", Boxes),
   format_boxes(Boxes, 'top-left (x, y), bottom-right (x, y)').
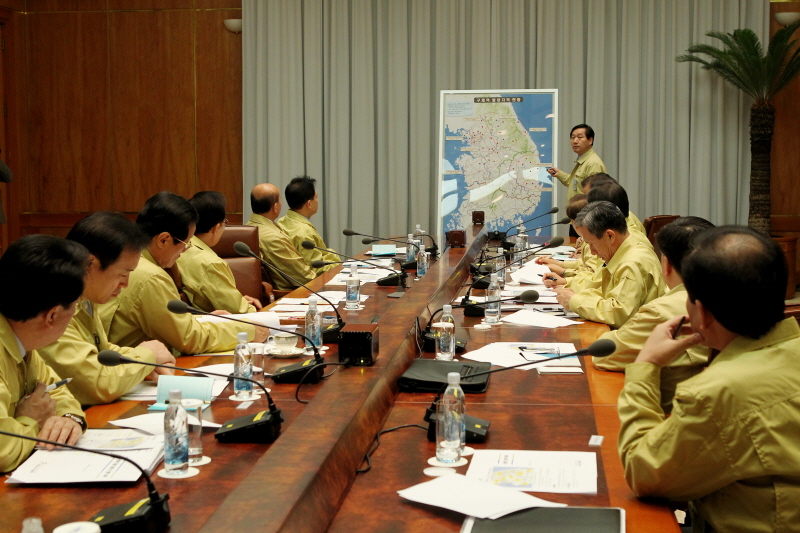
top-left (286, 209), bottom-right (312, 225)
top-left (713, 318), bottom-right (800, 365)
top-left (0, 314), bottom-right (26, 362)
top-left (575, 147), bottom-right (596, 165)
top-left (190, 234), bottom-right (214, 253)
top-left (603, 233), bottom-right (635, 272)
top-left (248, 213), bottom-right (272, 226)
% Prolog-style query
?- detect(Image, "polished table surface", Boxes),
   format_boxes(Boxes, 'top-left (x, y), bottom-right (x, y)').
top-left (1, 227), bottom-right (679, 532)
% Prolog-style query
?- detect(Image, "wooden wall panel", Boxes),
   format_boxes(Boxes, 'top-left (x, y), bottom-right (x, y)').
top-left (195, 0), bottom-right (242, 8)
top-left (26, 0), bottom-right (107, 11)
top-left (26, 12), bottom-right (110, 213)
top-left (0, 1), bottom-right (24, 11)
top-left (196, 8), bottom-right (243, 211)
top-left (108, 0), bottom-right (192, 10)
top-left (770, 2), bottom-right (800, 281)
top-left (109, 9), bottom-right (196, 211)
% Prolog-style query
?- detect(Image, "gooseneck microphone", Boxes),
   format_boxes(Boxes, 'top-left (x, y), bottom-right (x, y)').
top-left (166, 300), bottom-right (325, 384)
top-left (421, 290), bottom-right (540, 352)
top-left (302, 240), bottom-right (410, 297)
top-left (233, 241), bottom-right (345, 343)
top-left (468, 236), bottom-right (565, 291)
top-left (0, 428), bottom-right (171, 531)
top-left (360, 237), bottom-right (421, 270)
top-left (506, 216), bottom-right (571, 238)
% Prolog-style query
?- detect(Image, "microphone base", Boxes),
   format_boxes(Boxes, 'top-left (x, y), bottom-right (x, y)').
top-left (270, 358), bottom-right (325, 384)
top-left (214, 409), bottom-right (283, 444)
top-left (376, 273), bottom-right (405, 286)
top-left (421, 331), bottom-right (467, 354)
top-left (471, 276), bottom-right (490, 290)
top-left (322, 321), bottom-right (344, 343)
top-left (461, 300), bottom-right (487, 318)
top-left (469, 262), bottom-right (492, 274)
top-left (400, 260), bottom-right (417, 270)
top-left (90, 494), bottom-right (171, 533)
top-left (423, 401), bottom-right (490, 443)
top-left (487, 230), bottom-right (507, 241)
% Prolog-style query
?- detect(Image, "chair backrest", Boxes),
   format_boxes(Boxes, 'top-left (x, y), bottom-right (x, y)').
top-left (210, 225), bottom-right (269, 304)
top-left (643, 215), bottom-right (680, 257)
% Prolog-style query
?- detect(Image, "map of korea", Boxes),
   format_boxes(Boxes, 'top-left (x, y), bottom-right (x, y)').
top-left (446, 101), bottom-right (545, 231)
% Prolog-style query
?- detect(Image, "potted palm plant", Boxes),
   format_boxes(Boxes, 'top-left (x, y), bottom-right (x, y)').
top-left (677, 21), bottom-right (800, 297)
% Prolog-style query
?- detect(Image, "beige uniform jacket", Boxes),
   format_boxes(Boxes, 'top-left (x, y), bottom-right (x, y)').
top-left (246, 213), bottom-right (316, 290)
top-left (0, 315), bottom-right (84, 472)
top-left (554, 147), bottom-right (606, 200)
top-left (100, 249), bottom-right (253, 354)
top-left (276, 210), bottom-right (340, 276)
top-left (566, 215), bottom-right (650, 293)
top-left (175, 236), bottom-right (256, 314)
top-left (593, 284), bottom-right (708, 411)
top-left (38, 301), bottom-right (156, 406)
top-left (618, 318), bottom-right (800, 533)
top-left (568, 236), bottom-right (665, 328)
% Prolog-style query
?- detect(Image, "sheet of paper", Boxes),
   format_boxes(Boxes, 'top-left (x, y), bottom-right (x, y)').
top-left (190, 363), bottom-right (272, 380)
top-left (73, 429), bottom-right (161, 451)
top-left (110, 412), bottom-right (222, 435)
top-left (196, 311), bottom-right (283, 334)
top-left (501, 310), bottom-right (583, 328)
top-left (366, 247), bottom-right (406, 255)
top-left (7, 443), bottom-right (165, 484)
top-left (466, 450), bottom-right (598, 494)
top-left (537, 367), bottom-right (584, 374)
top-left (461, 342), bottom-right (579, 369)
top-left (119, 381), bottom-right (159, 401)
top-left (397, 473), bottom-right (564, 520)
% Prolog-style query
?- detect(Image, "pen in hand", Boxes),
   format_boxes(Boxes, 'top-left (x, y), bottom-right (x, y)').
top-left (672, 317), bottom-right (686, 339)
top-left (45, 378), bottom-right (72, 393)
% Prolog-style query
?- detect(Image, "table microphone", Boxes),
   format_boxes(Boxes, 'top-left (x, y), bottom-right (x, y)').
top-left (505, 216), bottom-right (571, 239)
top-left (0, 428), bottom-right (171, 531)
top-left (232, 241), bottom-right (345, 343)
top-left (301, 240), bottom-right (410, 297)
top-left (421, 290), bottom-right (539, 352)
top-left (469, 236), bottom-right (565, 291)
top-left (166, 300), bottom-right (325, 384)
top-left (420, 338), bottom-right (616, 442)
top-left (98, 349), bottom-right (284, 443)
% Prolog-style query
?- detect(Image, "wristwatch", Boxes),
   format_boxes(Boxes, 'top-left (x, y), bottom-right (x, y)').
top-left (62, 413), bottom-right (87, 432)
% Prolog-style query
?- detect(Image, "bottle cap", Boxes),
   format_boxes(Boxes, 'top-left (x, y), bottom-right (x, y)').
top-left (497, 247), bottom-right (504, 253)
top-left (416, 224), bottom-right (421, 229)
top-left (308, 297), bottom-right (317, 308)
top-left (168, 389), bottom-right (182, 402)
top-left (443, 304), bottom-right (452, 314)
top-left (350, 264), bottom-right (358, 274)
top-left (490, 273), bottom-right (498, 281)
top-left (447, 372), bottom-right (460, 385)
top-left (238, 331), bottom-right (249, 343)
top-left (408, 234), bottom-right (414, 239)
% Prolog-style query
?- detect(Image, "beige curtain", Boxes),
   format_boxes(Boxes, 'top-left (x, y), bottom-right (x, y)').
top-left (243, 0), bottom-right (768, 254)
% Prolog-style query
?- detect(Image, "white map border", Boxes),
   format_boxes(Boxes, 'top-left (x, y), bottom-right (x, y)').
top-left (436, 89), bottom-right (559, 238)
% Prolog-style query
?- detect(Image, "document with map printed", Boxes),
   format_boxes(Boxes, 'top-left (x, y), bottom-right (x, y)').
top-left (466, 449), bottom-right (597, 494)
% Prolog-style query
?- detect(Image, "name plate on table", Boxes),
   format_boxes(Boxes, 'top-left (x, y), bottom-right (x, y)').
top-left (371, 244), bottom-right (397, 256)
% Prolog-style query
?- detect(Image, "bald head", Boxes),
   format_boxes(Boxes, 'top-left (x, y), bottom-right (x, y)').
top-left (250, 184), bottom-right (281, 220)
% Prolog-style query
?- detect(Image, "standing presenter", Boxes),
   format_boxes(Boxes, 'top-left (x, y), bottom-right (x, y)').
top-left (547, 124), bottom-right (606, 200)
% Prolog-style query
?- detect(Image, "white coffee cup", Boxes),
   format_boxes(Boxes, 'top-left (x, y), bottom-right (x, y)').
top-left (272, 332), bottom-right (298, 353)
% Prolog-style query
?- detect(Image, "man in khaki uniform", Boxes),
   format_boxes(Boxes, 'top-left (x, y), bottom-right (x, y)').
top-left (618, 226), bottom-right (800, 532)
top-left (547, 124), bottom-right (606, 201)
top-left (39, 212), bottom-right (176, 406)
top-left (277, 176), bottom-right (340, 275)
top-left (177, 191), bottom-right (260, 314)
top-left (247, 184), bottom-right (317, 290)
top-left (554, 201), bottom-right (665, 328)
top-left (0, 235), bottom-right (87, 472)
top-left (101, 192), bottom-right (266, 354)
top-left (594, 216), bottom-right (713, 412)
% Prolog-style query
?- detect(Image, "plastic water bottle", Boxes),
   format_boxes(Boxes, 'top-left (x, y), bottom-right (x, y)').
top-left (345, 264), bottom-right (360, 310)
top-left (434, 304), bottom-right (456, 361)
top-left (233, 332), bottom-right (253, 398)
top-left (495, 247), bottom-right (507, 288)
top-left (164, 389), bottom-right (189, 474)
top-left (443, 371), bottom-right (466, 452)
top-left (416, 248), bottom-right (428, 278)
top-left (516, 231), bottom-right (529, 266)
top-left (414, 224), bottom-right (425, 252)
top-left (305, 297), bottom-right (322, 350)
top-left (406, 233), bottom-right (416, 263)
top-left (484, 273), bottom-right (501, 324)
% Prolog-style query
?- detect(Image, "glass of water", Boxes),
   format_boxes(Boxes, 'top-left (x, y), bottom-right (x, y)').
top-left (180, 398), bottom-right (204, 465)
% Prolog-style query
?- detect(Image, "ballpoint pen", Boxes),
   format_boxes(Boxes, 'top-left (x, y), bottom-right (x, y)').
top-left (45, 378), bottom-right (72, 392)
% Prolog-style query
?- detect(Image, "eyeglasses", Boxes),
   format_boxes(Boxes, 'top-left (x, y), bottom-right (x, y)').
top-left (223, 219), bottom-right (230, 226)
top-left (172, 236), bottom-right (195, 250)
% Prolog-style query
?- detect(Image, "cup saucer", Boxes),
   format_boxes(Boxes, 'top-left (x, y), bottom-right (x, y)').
top-left (267, 346), bottom-right (305, 358)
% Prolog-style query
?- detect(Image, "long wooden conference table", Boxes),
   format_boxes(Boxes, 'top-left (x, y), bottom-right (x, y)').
top-left (2, 226), bottom-right (679, 532)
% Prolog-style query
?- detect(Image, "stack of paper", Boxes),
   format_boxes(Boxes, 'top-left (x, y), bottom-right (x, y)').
top-left (461, 342), bottom-right (581, 372)
top-left (7, 429), bottom-right (165, 484)
top-left (501, 309), bottom-right (582, 328)
top-left (327, 268), bottom-right (396, 285)
top-left (111, 413), bottom-right (222, 435)
top-left (398, 474), bottom-right (564, 520)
